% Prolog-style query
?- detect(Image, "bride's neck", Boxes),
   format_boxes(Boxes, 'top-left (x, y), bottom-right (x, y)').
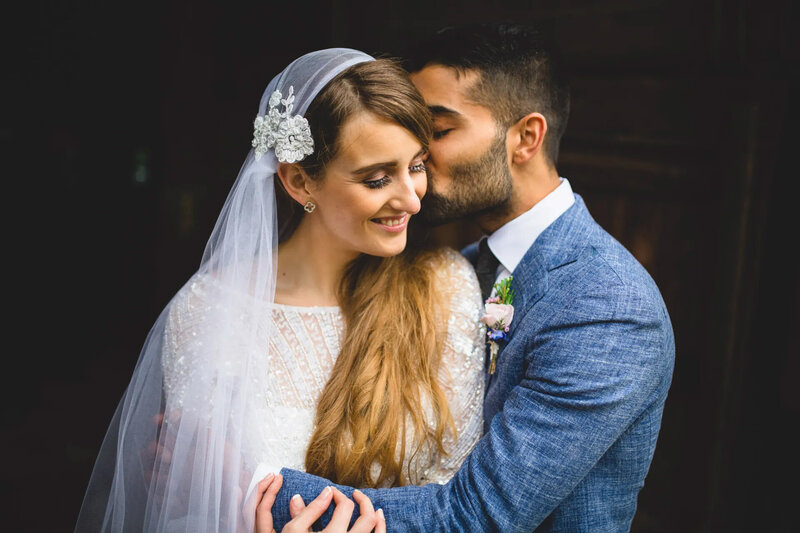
top-left (275, 217), bottom-right (358, 306)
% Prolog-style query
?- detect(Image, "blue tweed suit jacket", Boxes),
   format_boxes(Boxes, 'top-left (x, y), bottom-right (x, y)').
top-left (274, 194), bottom-right (675, 532)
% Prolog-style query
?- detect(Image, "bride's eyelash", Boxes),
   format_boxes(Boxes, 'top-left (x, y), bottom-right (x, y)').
top-left (364, 176), bottom-right (390, 189)
top-left (365, 158), bottom-right (427, 188)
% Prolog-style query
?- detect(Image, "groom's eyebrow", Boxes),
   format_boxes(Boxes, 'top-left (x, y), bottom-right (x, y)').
top-left (428, 105), bottom-right (461, 117)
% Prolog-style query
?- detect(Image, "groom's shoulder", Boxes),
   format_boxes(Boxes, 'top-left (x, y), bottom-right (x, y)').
top-left (591, 223), bottom-right (652, 282)
top-left (575, 220), bottom-right (666, 315)
top-left (524, 199), bottom-right (664, 313)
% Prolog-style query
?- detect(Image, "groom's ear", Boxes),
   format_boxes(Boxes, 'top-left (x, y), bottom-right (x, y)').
top-left (510, 112), bottom-right (548, 165)
top-left (277, 162), bottom-right (316, 206)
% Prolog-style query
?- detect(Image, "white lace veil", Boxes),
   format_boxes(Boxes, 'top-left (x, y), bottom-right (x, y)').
top-left (75, 48), bottom-right (375, 533)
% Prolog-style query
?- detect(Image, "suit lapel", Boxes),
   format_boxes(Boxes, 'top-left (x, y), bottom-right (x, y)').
top-left (507, 252), bottom-right (548, 338)
top-left (472, 194), bottom-right (597, 383)
top-left (506, 194), bottom-right (594, 339)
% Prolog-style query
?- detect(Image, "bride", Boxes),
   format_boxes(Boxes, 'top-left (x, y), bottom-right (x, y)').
top-left (76, 49), bottom-right (485, 532)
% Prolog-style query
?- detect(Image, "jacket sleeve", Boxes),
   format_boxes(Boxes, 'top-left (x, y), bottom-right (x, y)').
top-left (273, 282), bottom-right (673, 532)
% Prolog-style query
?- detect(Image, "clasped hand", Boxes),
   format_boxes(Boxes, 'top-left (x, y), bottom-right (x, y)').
top-left (253, 474), bottom-right (386, 533)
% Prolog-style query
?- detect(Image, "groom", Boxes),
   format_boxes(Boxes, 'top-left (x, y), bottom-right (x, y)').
top-left (274, 24), bottom-right (675, 532)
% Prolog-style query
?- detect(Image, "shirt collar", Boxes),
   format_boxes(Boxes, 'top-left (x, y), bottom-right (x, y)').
top-left (487, 178), bottom-right (575, 274)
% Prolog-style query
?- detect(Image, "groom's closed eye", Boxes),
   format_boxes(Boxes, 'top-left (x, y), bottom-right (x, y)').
top-left (428, 105), bottom-right (461, 140)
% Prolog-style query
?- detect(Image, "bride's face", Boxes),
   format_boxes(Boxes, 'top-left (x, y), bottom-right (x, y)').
top-left (309, 110), bottom-right (428, 257)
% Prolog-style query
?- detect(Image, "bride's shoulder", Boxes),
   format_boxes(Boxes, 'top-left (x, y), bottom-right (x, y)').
top-left (167, 273), bottom-right (219, 316)
top-left (168, 269), bottom-right (267, 314)
top-left (424, 249), bottom-right (485, 353)
top-left (425, 247), bottom-right (482, 305)
top-left (427, 247), bottom-right (477, 281)
top-left (165, 272), bottom-right (250, 329)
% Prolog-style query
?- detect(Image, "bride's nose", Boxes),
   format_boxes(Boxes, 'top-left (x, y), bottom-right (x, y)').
top-left (388, 171), bottom-right (422, 215)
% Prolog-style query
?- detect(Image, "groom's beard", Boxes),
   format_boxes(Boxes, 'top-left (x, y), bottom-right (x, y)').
top-left (422, 131), bottom-right (513, 225)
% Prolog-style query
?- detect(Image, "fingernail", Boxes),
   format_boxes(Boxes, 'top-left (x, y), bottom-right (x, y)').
top-left (377, 509), bottom-right (385, 519)
top-left (291, 494), bottom-right (301, 502)
top-left (323, 486), bottom-right (332, 496)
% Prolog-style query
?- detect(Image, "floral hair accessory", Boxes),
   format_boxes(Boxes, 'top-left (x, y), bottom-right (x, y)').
top-left (252, 85), bottom-right (314, 163)
top-left (481, 276), bottom-right (515, 375)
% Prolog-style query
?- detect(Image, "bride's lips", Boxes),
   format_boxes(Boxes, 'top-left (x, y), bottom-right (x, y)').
top-left (370, 214), bottom-right (409, 233)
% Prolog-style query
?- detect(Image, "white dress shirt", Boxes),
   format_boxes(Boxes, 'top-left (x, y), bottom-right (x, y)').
top-left (487, 178), bottom-right (575, 287)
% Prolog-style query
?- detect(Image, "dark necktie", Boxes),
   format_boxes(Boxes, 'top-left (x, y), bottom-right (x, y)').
top-left (475, 238), bottom-right (500, 301)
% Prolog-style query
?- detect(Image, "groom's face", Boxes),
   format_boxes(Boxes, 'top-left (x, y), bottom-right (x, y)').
top-left (410, 65), bottom-right (513, 224)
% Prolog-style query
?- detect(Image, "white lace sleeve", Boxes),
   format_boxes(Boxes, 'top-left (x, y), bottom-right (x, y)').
top-left (162, 276), bottom-right (287, 522)
top-left (422, 248), bottom-right (486, 484)
top-left (161, 275), bottom-right (261, 417)
top-left (161, 279), bottom-right (200, 409)
top-left (160, 276), bottom-right (273, 532)
top-left (161, 275), bottom-right (234, 410)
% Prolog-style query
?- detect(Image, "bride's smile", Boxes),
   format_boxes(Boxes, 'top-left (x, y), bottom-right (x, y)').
top-left (370, 213), bottom-right (408, 232)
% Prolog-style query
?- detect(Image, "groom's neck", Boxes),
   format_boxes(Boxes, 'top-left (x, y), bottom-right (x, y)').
top-left (476, 165), bottom-right (561, 234)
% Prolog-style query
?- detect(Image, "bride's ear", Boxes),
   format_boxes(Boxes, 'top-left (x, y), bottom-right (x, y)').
top-left (276, 162), bottom-right (316, 207)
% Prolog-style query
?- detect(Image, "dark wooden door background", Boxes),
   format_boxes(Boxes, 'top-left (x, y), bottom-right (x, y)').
top-left (5, 1), bottom-right (797, 531)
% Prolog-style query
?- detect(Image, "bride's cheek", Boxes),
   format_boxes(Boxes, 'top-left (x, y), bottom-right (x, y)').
top-left (416, 175), bottom-right (428, 199)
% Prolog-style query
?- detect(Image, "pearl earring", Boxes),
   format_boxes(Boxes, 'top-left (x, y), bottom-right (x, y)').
top-left (303, 201), bottom-right (316, 213)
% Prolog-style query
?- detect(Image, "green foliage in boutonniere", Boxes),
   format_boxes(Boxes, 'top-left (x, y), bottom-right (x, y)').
top-left (491, 277), bottom-right (515, 306)
top-left (481, 276), bottom-right (515, 374)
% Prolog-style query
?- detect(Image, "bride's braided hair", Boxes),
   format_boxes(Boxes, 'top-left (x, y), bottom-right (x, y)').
top-left (288, 59), bottom-right (455, 487)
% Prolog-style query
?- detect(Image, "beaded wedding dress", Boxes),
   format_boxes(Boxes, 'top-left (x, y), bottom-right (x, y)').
top-left (162, 248), bottom-right (486, 487)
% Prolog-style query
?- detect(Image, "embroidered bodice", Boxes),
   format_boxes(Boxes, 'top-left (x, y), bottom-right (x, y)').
top-left (162, 248), bottom-right (485, 486)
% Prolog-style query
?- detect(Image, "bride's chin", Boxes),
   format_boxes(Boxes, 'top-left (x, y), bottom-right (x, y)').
top-left (364, 237), bottom-right (408, 258)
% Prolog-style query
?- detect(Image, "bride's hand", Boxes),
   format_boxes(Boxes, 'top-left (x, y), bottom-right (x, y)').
top-left (283, 487), bottom-right (385, 533)
top-left (253, 473), bottom-right (284, 533)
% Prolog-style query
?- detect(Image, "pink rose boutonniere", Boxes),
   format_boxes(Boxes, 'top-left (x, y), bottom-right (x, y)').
top-left (481, 276), bottom-right (515, 374)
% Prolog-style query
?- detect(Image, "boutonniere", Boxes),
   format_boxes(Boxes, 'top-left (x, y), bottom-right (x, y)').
top-left (481, 276), bottom-right (515, 375)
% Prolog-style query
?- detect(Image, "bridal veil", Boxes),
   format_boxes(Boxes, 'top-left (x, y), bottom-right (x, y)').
top-left (75, 48), bottom-right (375, 532)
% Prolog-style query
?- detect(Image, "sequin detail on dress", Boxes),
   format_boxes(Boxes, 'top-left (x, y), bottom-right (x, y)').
top-left (162, 248), bottom-right (485, 485)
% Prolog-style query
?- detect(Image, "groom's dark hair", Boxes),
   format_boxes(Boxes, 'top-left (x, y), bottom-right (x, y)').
top-left (407, 23), bottom-right (570, 166)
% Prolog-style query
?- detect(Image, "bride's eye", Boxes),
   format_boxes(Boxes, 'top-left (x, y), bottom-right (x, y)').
top-left (364, 175), bottom-right (390, 189)
top-left (409, 150), bottom-right (429, 174)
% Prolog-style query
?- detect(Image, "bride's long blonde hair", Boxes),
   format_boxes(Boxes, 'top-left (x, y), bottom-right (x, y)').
top-left (279, 59), bottom-right (455, 487)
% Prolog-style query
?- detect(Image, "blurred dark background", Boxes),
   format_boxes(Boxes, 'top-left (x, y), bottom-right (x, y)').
top-left (3, 0), bottom-right (798, 531)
